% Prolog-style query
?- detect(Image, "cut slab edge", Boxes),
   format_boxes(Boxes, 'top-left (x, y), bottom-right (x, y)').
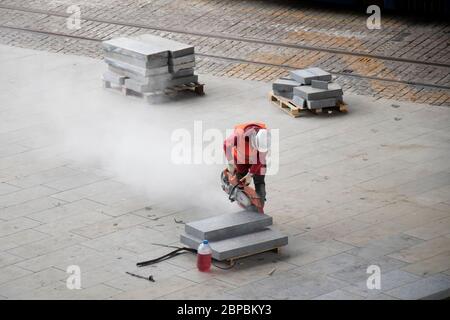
top-left (181, 227), bottom-right (288, 261)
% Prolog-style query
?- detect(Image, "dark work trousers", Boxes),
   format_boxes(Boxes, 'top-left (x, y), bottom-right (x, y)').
top-left (236, 172), bottom-right (266, 202)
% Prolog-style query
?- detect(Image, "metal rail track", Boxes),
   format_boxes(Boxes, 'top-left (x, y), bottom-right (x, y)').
top-left (1, 3), bottom-right (449, 69)
top-left (2, 24), bottom-right (449, 91)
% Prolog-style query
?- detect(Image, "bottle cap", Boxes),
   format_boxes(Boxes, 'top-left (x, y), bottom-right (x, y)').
top-left (203, 240), bottom-right (208, 244)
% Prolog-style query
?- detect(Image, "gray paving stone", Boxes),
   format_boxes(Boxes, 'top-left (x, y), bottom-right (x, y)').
top-left (347, 234), bottom-right (425, 259)
top-left (33, 211), bottom-right (109, 237)
top-left (311, 80), bottom-right (330, 90)
top-left (273, 274), bottom-right (349, 299)
top-left (42, 173), bottom-right (105, 192)
top-left (106, 58), bottom-right (169, 77)
top-left (0, 229), bottom-right (50, 251)
top-left (168, 75), bottom-right (198, 86)
top-left (273, 90), bottom-right (293, 100)
top-left (5, 166), bottom-right (80, 189)
top-left (0, 183), bottom-right (20, 196)
top-left (16, 244), bottom-right (114, 273)
top-left (329, 255), bottom-right (407, 283)
top-left (0, 265), bottom-right (32, 285)
top-left (294, 253), bottom-right (367, 276)
top-left (0, 267), bottom-right (67, 298)
top-left (124, 76), bottom-right (172, 92)
top-left (181, 227), bottom-right (288, 261)
top-left (7, 234), bottom-right (86, 259)
top-left (0, 217), bottom-right (41, 237)
top-left (70, 214), bottom-right (148, 239)
top-left (293, 96), bottom-right (340, 109)
top-left (284, 237), bottom-right (354, 267)
top-left (102, 70), bottom-right (127, 86)
top-left (169, 54), bottom-right (195, 66)
top-left (0, 196), bottom-right (66, 221)
top-left (169, 61), bottom-right (195, 73)
top-left (272, 78), bottom-right (301, 92)
top-left (103, 51), bottom-right (167, 68)
top-left (313, 289), bottom-right (363, 300)
top-left (289, 67), bottom-right (332, 85)
top-left (342, 270), bottom-right (421, 298)
top-left (184, 211), bottom-right (273, 241)
top-left (19, 283), bottom-right (124, 300)
top-left (134, 34), bottom-right (194, 58)
top-left (110, 276), bottom-right (195, 300)
top-left (133, 75), bottom-right (199, 93)
top-left (293, 83), bottom-right (343, 100)
top-left (386, 274), bottom-right (450, 299)
top-left (172, 68), bottom-right (195, 78)
top-left (28, 199), bottom-right (105, 223)
top-left (0, 251), bottom-right (23, 268)
top-left (292, 95), bottom-right (306, 108)
top-left (102, 37), bottom-right (168, 60)
top-left (158, 279), bottom-right (237, 300)
top-left (402, 251), bottom-right (450, 276)
top-left (0, 186), bottom-right (57, 208)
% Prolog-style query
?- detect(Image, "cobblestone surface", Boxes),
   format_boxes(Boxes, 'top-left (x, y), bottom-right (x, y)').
top-left (0, 0), bottom-right (449, 107)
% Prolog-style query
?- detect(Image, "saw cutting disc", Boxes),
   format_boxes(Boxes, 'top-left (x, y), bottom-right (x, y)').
top-left (235, 190), bottom-right (252, 208)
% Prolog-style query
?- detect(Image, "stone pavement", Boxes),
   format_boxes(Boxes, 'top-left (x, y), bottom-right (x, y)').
top-left (0, 0), bottom-right (449, 106)
top-left (0, 45), bottom-right (450, 300)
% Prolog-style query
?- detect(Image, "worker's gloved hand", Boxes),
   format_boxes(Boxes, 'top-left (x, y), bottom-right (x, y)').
top-left (227, 162), bottom-right (236, 174)
top-left (240, 172), bottom-right (253, 186)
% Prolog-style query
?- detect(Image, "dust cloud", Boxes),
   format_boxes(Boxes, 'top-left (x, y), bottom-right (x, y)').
top-left (42, 87), bottom-right (231, 212)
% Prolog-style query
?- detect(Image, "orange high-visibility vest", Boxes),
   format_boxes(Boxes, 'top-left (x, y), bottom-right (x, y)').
top-left (232, 122), bottom-right (267, 162)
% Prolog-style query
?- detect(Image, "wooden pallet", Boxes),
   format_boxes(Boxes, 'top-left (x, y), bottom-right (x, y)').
top-left (103, 80), bottom-right (205, 98)
top-left (269, 91), bottom-right (348, 117)
top-left (311, 101), bottom-right (348, 114)
top-left (269, 91), bottom-right (304, 118)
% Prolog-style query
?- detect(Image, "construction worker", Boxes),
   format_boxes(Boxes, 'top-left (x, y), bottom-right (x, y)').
top-left (223, 122), bottom-right (270, 203)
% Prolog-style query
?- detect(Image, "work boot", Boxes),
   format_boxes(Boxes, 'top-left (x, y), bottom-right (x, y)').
top-left (253, 174), bottom-right (266, 202)
top-left (255, 183), bottom-right (266, 202)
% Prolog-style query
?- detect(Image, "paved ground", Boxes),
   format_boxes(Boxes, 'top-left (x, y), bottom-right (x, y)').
top-left (1, 44), bottom-right (450, 299)
top-left (0, 0), bottom-right (449, 106)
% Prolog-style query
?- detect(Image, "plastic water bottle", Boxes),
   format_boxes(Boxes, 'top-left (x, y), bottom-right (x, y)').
top-left (197, 240), bottom-right (212, 272)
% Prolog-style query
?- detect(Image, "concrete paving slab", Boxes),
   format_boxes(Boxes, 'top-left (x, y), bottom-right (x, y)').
top-left (402, 251), bottom-right (450, 276)
top-left (172, 68), bottom-right (195, 78)
top-left (341, 269), bottom-right (421, 298)
top-left (272, 78), bottom-right (301, 92)
top-left (103, 51), bottom-right (168, 68)
top-left (181, 227), bottom-right (288, 261)
top-left (293, 83), bottom-right (343, 100)
top-left (168, 54), bottom-right (195, 66)
top-left (106, 59), bottom-right (169, 77)
top-left (311, 80), bottom-right (329, 90)
top-left (102, 71), bottom-right (127, 86)
top-left (102, 37), bottom-right (168, 60)
top-left (134, 34), bottom-right (194, 58)
top-left (184, 211), bottom-right (273, 241)
top-left (293, 96), bottom-right (340, 109)
top-left (289, 68), bottom-right (332, 85)
top-left (386, 274), bottom-right (450, 300)
top-left (124, 77), bottom-right (168, 93)
top-left (169, 62), bottom-right (195, 73)
top-left (312, 289), bottom-right (363, 300)
top-left (387, 236), bottom-right (450, 263)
